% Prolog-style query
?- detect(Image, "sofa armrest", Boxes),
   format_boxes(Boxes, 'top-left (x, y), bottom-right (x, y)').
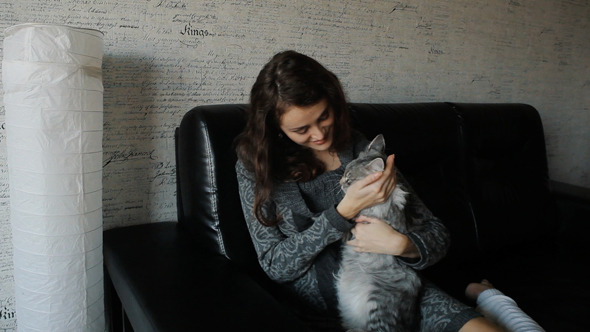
top-left (103, 222), bottom-right (311, 332)
top-left (551, 180), bottom-right (590, 204)
top-left (550, 180), bottom-right (590, 253)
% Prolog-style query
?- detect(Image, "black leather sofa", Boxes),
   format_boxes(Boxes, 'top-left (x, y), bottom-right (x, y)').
top-left (104, 103), bottom-right (590, 332)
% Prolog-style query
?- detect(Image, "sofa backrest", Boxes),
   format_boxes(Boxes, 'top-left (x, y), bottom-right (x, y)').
top-left (452, 103), bottom-right (557, 253)
top-left (175, 102), bottom-right (555, 274)
top-left (349, 103), bottom-right (479, 260)
top-left (175, 104), bottom-right (259, 273)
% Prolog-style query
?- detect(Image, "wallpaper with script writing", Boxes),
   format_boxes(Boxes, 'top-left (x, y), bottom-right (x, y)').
top-left (0, 0), bottom-right (589, 329)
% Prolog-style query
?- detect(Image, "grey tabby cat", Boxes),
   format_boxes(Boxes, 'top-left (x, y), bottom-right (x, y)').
top-left (336, 134), bottom-right (422, 332)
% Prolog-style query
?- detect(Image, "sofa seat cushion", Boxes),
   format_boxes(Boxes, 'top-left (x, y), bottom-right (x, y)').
top-left (465, 241), bottom-right (590, 332)
top-left (103, 222), bottom-right (310, 332)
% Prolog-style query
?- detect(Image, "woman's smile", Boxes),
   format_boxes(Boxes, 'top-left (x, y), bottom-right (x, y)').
top-left (279, 98), bottom-right (334, 152)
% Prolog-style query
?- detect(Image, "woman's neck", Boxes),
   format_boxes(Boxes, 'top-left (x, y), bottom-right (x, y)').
top-left (314, 150), bottom-right (341, 171)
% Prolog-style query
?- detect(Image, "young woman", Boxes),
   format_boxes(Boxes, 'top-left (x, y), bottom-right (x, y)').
top-left (235, 50), bottom-right (501, 331)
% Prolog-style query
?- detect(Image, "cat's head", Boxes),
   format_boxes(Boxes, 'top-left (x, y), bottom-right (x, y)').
top-left (340, 134), bottom-right (386, 191)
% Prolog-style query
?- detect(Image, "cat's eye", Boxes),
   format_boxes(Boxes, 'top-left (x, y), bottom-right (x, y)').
top-left (344, 173), bottom-right (352, 185)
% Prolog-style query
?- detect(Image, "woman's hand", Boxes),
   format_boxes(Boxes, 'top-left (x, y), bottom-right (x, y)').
top-left (337, 154), bottom-right (398, 219)
top-left (347, 215), bottom-right (419, 258)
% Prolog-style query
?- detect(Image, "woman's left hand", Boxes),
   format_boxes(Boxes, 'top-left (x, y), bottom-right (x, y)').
top-left (347, 215), bottom-right (419, 258)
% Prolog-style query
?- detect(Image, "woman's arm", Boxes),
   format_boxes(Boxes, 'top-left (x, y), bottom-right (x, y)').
top-left (337, 154), bottom-right (399, 219)
top-left (401, 173), bottom-right (451, 269)
top-left (344, 170), bottom-right (450, 270)
top-left (236, 160), bottom-right (352, 283)
top-left (347, 215), bottom-right (420, 258)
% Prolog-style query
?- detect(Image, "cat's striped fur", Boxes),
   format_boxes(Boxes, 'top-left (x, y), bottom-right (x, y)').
top-left (336, 134), bottom-right (422, 332)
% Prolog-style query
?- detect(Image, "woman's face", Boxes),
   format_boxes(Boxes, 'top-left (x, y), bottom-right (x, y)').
top-left (279, 99), bottom-right (334, 153)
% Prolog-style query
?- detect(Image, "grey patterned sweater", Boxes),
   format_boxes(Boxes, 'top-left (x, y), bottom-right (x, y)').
top-left (235, 131), bottom-right (451, 314)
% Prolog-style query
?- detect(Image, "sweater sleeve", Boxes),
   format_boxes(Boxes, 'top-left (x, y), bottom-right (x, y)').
top-left (397, 172), bottom-right (451, 270)
top-left (351, 130), bottom-right (450, 270)
top-left (235, 160), bottom-right (353, 283)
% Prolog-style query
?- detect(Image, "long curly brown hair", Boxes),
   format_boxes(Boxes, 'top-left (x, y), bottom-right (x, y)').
top-left (236, 50), bottom-right (351, 226)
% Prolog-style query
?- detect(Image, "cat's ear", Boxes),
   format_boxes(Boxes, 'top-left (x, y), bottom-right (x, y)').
top-left (367, 158), bottom-right (385, 172)
top-left (366, 134), bottom-right (386, 154)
